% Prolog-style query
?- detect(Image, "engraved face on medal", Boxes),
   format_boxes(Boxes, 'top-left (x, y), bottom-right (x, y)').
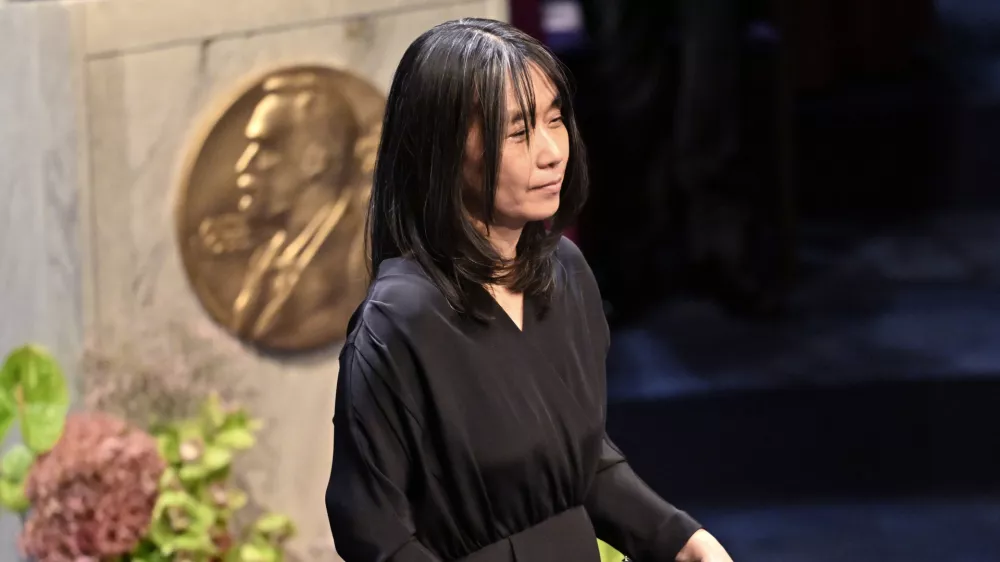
top-left (176, 65), bottom-right (384, 352)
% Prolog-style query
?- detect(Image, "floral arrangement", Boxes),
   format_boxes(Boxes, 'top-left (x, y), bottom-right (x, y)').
top-left (0, 341), bottom-right (295, 562)
top-left (20, 412), bottom-right (165, 560)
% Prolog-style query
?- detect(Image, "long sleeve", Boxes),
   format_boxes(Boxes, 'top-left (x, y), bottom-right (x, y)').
top-left (326, 342), bottom-right (442, 562)
top-left (585, 435), bottom-right (702, 562)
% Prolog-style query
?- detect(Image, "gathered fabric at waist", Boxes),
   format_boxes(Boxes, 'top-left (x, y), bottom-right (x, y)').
top-left (457, 507), bottom-right (601, 562)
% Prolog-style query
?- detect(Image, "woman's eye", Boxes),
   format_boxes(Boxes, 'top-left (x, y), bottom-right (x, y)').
top-left (550, 115), bottom-right (563, 124)
top-left (508, 129), bottom-right (527, 139)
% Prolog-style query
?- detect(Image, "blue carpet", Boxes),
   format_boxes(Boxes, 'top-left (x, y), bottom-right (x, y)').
top-left (603, 211), bottom-right (1000, 562)
top-left (607, 211), bottom-right (1000, 401)
top-left (696, 497), bottom-right (1000, 562)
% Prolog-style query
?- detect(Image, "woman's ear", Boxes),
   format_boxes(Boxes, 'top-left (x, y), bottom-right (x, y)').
top-left (462, 123), bottom-right (485, 192)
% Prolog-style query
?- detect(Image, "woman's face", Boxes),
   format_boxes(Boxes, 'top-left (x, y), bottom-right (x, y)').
top-left (463, 65), bottom-right (569, 229)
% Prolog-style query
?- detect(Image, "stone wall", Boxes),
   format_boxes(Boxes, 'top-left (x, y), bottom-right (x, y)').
top-left (0, 0), bottom-right (508, 559)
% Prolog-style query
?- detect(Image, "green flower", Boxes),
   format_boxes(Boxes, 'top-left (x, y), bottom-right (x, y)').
top-left (0, 444), bottom-right (34, 512)
top-left (148, 490), bottom-right (218, 557)
top-left (0, 345), bottom-right (70, 453)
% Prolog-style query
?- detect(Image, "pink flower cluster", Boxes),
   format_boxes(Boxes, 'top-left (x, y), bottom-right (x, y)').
top-left (19, 412), bottom-right (165, 562)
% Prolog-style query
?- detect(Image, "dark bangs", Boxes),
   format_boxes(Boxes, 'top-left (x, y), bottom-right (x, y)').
top-left (368, 18), bottom-right (589, 321)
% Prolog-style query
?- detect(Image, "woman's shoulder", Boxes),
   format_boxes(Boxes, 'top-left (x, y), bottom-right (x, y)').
top-left (552, 235), bottom-right (599, 290)
top-left (346, 257), bottom-right (451, 349)
top-left (551, 236), bottom-right (607, 329)
top-left (554, 235), bottom-right (588, 270)
top-left (339, 259), bottom-right (444, 414)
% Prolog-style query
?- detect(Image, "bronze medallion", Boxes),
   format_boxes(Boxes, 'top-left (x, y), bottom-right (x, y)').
top-left (176, 65), bottom-right (384, 351)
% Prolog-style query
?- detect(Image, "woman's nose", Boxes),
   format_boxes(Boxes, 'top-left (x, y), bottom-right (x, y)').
top-left (535, 129), bottom-right (564, 169)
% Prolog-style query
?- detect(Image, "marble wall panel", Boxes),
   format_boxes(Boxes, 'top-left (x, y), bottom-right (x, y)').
top-left (0, 0), bottom-right (84, 556)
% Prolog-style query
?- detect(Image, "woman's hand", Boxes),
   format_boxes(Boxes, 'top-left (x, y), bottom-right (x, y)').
top-left (675, 529), bottom-right (733, 562)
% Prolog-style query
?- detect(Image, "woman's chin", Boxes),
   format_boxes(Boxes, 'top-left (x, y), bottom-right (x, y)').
top-left (494, 199), bottom-right (562, 228)
top-left (523, 199), bottom-right (561, 223)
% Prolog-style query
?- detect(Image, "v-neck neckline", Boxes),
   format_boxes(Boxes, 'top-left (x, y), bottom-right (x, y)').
top-left (482, 286), bottom-right (529, 334)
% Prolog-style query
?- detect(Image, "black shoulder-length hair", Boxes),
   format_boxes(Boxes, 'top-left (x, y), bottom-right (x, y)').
top-left (367, 18), bottom-right (589, 321)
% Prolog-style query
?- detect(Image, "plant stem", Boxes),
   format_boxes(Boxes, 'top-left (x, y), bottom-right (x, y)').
top-left (18, 511), bottom-right (29, 562)
top-left (15, 387), bottom-right (29, 451)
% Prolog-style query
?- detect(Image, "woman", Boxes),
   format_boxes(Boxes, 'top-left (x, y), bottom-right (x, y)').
top-left (326, 18), bottom-right (733, 562)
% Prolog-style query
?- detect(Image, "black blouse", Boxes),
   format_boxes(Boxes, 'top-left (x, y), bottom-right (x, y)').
top-left (326, 237), bottom-right (701, 561)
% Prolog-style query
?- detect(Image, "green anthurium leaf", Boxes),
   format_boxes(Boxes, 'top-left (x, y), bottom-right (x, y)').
top-left (0, 390), bottom-right (16, 446)
top-left (154, 490), bottom-right (196, 511)
top-left (157, 431), bottom-right (182, 465)
top-left (0, 443), bottom-right (35, 482)
top-left (134, 556), bottom-right (174, 562)
top-left (251, 513), bottom-right (295, 542)
top-left (190, 498), bottom-right (218, 527)
top-left (201, 445), bottom-right (232, 472)
top-left (157, 491), bottom-right (216, 527)
top-left (167, 419), bottom-right (203, 441)
top-left (162, 532), bottom-right (217, 555)
top-left (219, 409), bottom-right (261, 434)
top-left (129, 540), bottom-right (173, 562)
top-left (148, 522), bottom-right (177, 548)
top-left (148, 516), bottom-right (171, 544)
top-left (0, 476), bottom-right (29, 512)
top-left (213, 427), bottom-right (255, 450)
top-left (201, 393), bottom-right (227, 430)
top-left (0, 345), bottom-right (70, 453)
top-left (0, 348), bottom-right (22, 395)
top-left (224, 547), bottom-right (244, 562)
top-left (159, 467), bottom-right (183, 491)
top-left (200, 484), bottom-right (227, 509)
top-left (176, 422), bottom-right (207, 448)
top-left (179, 462), bottom-right (212, 484)
top-left (0, 445), bottom-right (35, 512)
top-left (130, 538), bottom-right (160, 556)
top-left (220, 408), bottom-right (249, 425)
top-left (238, 543), bottom-right (278, 562)
top-left (227, 488), bottom-right (248, 511)
top-left (156, 491), bottom-right (213, 523)
top-left (21, 402), bottom-right (68, 454)
top-left (150, 490), bottom-right (219, 556)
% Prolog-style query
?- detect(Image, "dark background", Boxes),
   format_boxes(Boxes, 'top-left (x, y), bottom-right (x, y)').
top-left (517, 1), bottom-right (1000, 559)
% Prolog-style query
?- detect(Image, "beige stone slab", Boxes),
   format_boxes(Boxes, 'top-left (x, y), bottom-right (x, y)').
top-left (83, 0), bottom-right (494, 58)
